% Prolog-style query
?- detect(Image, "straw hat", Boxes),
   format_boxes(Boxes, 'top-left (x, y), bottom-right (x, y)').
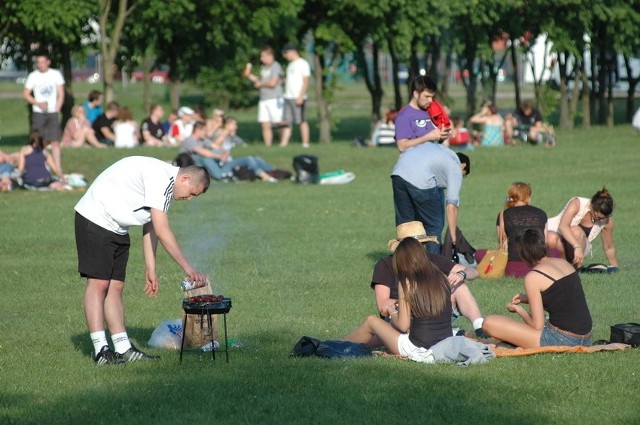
top-left (387, 221), bottom-right (439, 253)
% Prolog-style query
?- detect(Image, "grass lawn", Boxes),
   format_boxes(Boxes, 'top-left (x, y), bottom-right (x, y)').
top-left (0, 81), bottom-right (639, 424)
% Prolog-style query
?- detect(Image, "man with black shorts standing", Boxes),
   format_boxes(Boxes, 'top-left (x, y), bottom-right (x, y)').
top-left (23, 51), bottom-right (65, 174)
top-left (280, 44), bottom-right (311, 148)
top-left (74, 156), bottom-right (210, 364)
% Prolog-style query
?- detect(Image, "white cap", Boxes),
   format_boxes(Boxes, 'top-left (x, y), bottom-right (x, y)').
top-left (178, 106), bottom-right (194, 117)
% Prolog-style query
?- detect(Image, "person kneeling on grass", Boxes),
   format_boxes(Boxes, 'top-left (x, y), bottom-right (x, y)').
top-left (341, 237), bottom-right (452, 362)
top-left (482, 228), bottom-right (593, 348)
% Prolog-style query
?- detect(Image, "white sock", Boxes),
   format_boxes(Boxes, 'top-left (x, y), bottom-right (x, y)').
top-left (473, 318), bottom-right (485, 330)
top-left (90, 331), bottom-right (109, 355)
top-left (112, 332), bottom-right (132, 354)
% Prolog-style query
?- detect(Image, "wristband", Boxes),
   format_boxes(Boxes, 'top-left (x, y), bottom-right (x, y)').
top-left (456, 270), bottom-right (467, 280)
top-left (572, 244), bottom-right (581, 249)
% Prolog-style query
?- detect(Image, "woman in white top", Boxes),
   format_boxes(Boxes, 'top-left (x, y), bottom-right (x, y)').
top-left (113, 107), bottom-right (139, 148)
top-left (546, 187), bottom-right (618, 271)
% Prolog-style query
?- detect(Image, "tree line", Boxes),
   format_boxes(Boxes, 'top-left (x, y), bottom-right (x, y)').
top-left (2, 0), bottom-right (639, 143)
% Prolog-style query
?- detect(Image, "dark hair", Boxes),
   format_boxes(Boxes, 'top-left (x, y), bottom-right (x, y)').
top-left (106, 101), bottom-right (120, 111)
top-left (515, 228), bottom-right (548, 267)
top-left (192, 120), bottom-right (206, 132)
top-left (117, 106), bottom-right (133, 121)
top-left (456, 152), bottom-right (471, 176)
top-left (392, 237), bottom-right (450, 318)
top-left (262, 45), bottom-right (274, 55)
top-left (35, 51), bottom-right (51, 60)
top-left (179, 166), bottom-right (210, 193)
top-left (149, 103), bottom-right (162, 115)
top-left (88, 90), bottom-right (102, 102)
top-left (591, 187), bottom-right (614, 216)
top-left (410, 75), bottom-right (437, 95)
top-left (451, 116), bottom-right (464, 127)
top-left (488, 104), bottom-right (498, 115)
top-left (28, 129), bottom-right (45, 150)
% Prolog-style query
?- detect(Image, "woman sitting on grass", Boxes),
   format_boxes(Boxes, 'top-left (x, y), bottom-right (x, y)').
top-left (546, 188), bottom-right (618, 271)
top-left (341, 237), bottom-right (452, 362)
top-left (17, 130), bottom-right (67, 190)
top-left (482, 228), bottom-right (593, 348)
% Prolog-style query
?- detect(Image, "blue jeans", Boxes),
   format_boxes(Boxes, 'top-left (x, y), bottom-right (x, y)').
top-left (392, 176), bottom-right (444, 254)
top-left (0, 163), bottom-right (14, 176)
top-left (196, 155), bottom-right (273, 180)
top-left (540, 321), bottom-right (592, 347)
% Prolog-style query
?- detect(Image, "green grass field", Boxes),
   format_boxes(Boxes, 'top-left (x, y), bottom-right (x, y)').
top-left (1, 81), bottom-right (639, 424)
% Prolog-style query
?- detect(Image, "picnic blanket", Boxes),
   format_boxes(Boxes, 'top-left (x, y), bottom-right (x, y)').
top-left (490, 342), bottom-right (630, 357)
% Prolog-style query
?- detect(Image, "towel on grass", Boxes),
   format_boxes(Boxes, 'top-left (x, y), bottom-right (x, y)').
top-left (491, 342), bottom-right (630, 357)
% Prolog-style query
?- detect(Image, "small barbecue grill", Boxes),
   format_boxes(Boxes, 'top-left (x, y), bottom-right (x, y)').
top-left (180, 295), bottom-right (232, 363)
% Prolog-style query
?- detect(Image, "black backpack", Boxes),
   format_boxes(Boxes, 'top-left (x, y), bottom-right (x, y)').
top-left (293, 155), bottom-right (319, 184)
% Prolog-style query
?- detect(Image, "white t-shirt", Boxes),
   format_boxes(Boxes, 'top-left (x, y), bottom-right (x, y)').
top-left (114, 121), bottom-right (138, 148)
top-left (24, 69), bottom-right (65, 113)
top-left (75, 156), bottom-right (179, 235)
top-left (284, 57), bottom-right (311, 100)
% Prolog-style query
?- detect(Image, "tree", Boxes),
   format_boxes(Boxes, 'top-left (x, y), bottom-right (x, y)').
top-left (98, 0), bottom-right (135, 103)
top-left (0, 0), bottom-right (97, 126)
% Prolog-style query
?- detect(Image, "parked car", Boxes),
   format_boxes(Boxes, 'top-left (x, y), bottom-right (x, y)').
top-left (131, 70), bottom-right (168, 83)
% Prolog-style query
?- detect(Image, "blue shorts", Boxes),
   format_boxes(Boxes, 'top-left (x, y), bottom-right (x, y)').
top-left (540, 321), bottom-right (592, 347)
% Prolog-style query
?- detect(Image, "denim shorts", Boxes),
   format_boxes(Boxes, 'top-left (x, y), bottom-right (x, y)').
top-left (540, 321), bottom-right (592, 347)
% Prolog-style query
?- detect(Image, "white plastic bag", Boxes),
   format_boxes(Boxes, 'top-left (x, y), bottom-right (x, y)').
top-left (148, 318), bottom-right (184, 350)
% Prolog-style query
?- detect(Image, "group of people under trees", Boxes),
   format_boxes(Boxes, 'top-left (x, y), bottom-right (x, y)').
top-left (2, 49), bottom-right (291, 191)
top-left (335, 75), bottom-right (618, 362)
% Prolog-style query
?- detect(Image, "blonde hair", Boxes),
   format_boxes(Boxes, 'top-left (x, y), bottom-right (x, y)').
top-left (505, 182), bottom-right (532, 208)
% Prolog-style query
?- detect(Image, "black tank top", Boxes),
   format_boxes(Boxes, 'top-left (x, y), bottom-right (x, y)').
top-left (536, 270), bottom-right (592, 335)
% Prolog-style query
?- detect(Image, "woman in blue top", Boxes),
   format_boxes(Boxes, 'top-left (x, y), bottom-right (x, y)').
top-left (482, 228), bottom-right (592, 347)
top-left (469, 102), bottom-right (504, 146)
top-left (342, 237), bottom-right (452, 361)
top-left (17, 130), bottom-right (66, 190)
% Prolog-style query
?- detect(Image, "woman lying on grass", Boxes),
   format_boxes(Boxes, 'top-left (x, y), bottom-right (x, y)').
top-left (342, 237), bottom-right (452, 361)
top-left (483, 228), bottom-right (593, 348)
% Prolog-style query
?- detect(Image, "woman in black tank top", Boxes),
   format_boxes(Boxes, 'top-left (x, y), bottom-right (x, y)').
top-left (482, 228), bottom-right (592, 348)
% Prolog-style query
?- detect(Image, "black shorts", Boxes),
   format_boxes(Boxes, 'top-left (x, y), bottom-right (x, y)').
top-left (75, 212), bottom-right (130, 281)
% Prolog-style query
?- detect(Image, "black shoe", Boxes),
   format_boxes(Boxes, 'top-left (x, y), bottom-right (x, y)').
top-left (94, 346), bottom-right (124, 366)
top-left (120, 344), bottom-right (160, 362)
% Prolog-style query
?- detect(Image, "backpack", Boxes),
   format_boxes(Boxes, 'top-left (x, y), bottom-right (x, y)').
top-left (293, 155), bottom-right (319, 184)
top-left (291, 336), bottom-right (371, 359)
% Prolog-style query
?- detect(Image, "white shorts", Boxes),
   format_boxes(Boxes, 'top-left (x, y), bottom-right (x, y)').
top-left (397, 333), bottom-right (435, 363)
top-left (258, 98), bottom-right (283, 124)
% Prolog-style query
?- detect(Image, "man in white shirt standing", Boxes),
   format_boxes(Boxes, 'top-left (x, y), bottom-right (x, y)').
top-left (74, 156), bottom-right (210, 365)
top-left (281, 44), bottom-right (311, 148)
top-left (23, 51), bottom-right (65, 174)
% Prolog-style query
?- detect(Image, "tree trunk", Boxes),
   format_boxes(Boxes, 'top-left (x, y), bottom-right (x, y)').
top-left (581, 59), bottom-right (591, 128)
top-left (623, 55), bottom-right (639, 122)
top-left (387, 36), bottom-right (402, 111)
top-left (557, 54), bottom-right (570, 129)
top-left (356, 44), bottom-right (383, 125)
top-left (510, 40), bottom-right (521, 111)
top-left (99, 0), bottom-right (132, 103)
top-left (59, 43), bottom-right (74, 129)
top-left (313, 53), bottom-right (332, 144)
top-left (142, 49), bottom-right (153, 114)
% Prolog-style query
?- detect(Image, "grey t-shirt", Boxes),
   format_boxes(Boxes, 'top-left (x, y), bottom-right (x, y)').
top-left (179, 135), bottom-right (201, 154)
top-left (260, 61), bottom-right (283, 100)
top-left (391, 143), bottom-right (463, 207)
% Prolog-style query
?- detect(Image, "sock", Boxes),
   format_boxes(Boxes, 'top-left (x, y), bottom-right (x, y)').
top-left (473, 318), bottom-right (485, 330)
top-left (112, 332), bottom-right (132, 354)
top-left (90, 331), bottom-right (109, 355)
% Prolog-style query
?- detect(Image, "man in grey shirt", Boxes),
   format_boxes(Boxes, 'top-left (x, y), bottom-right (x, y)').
top-left (391, 143), bottom-right (470, 254)
top-left (246, 45), bottom-right (284, 146)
